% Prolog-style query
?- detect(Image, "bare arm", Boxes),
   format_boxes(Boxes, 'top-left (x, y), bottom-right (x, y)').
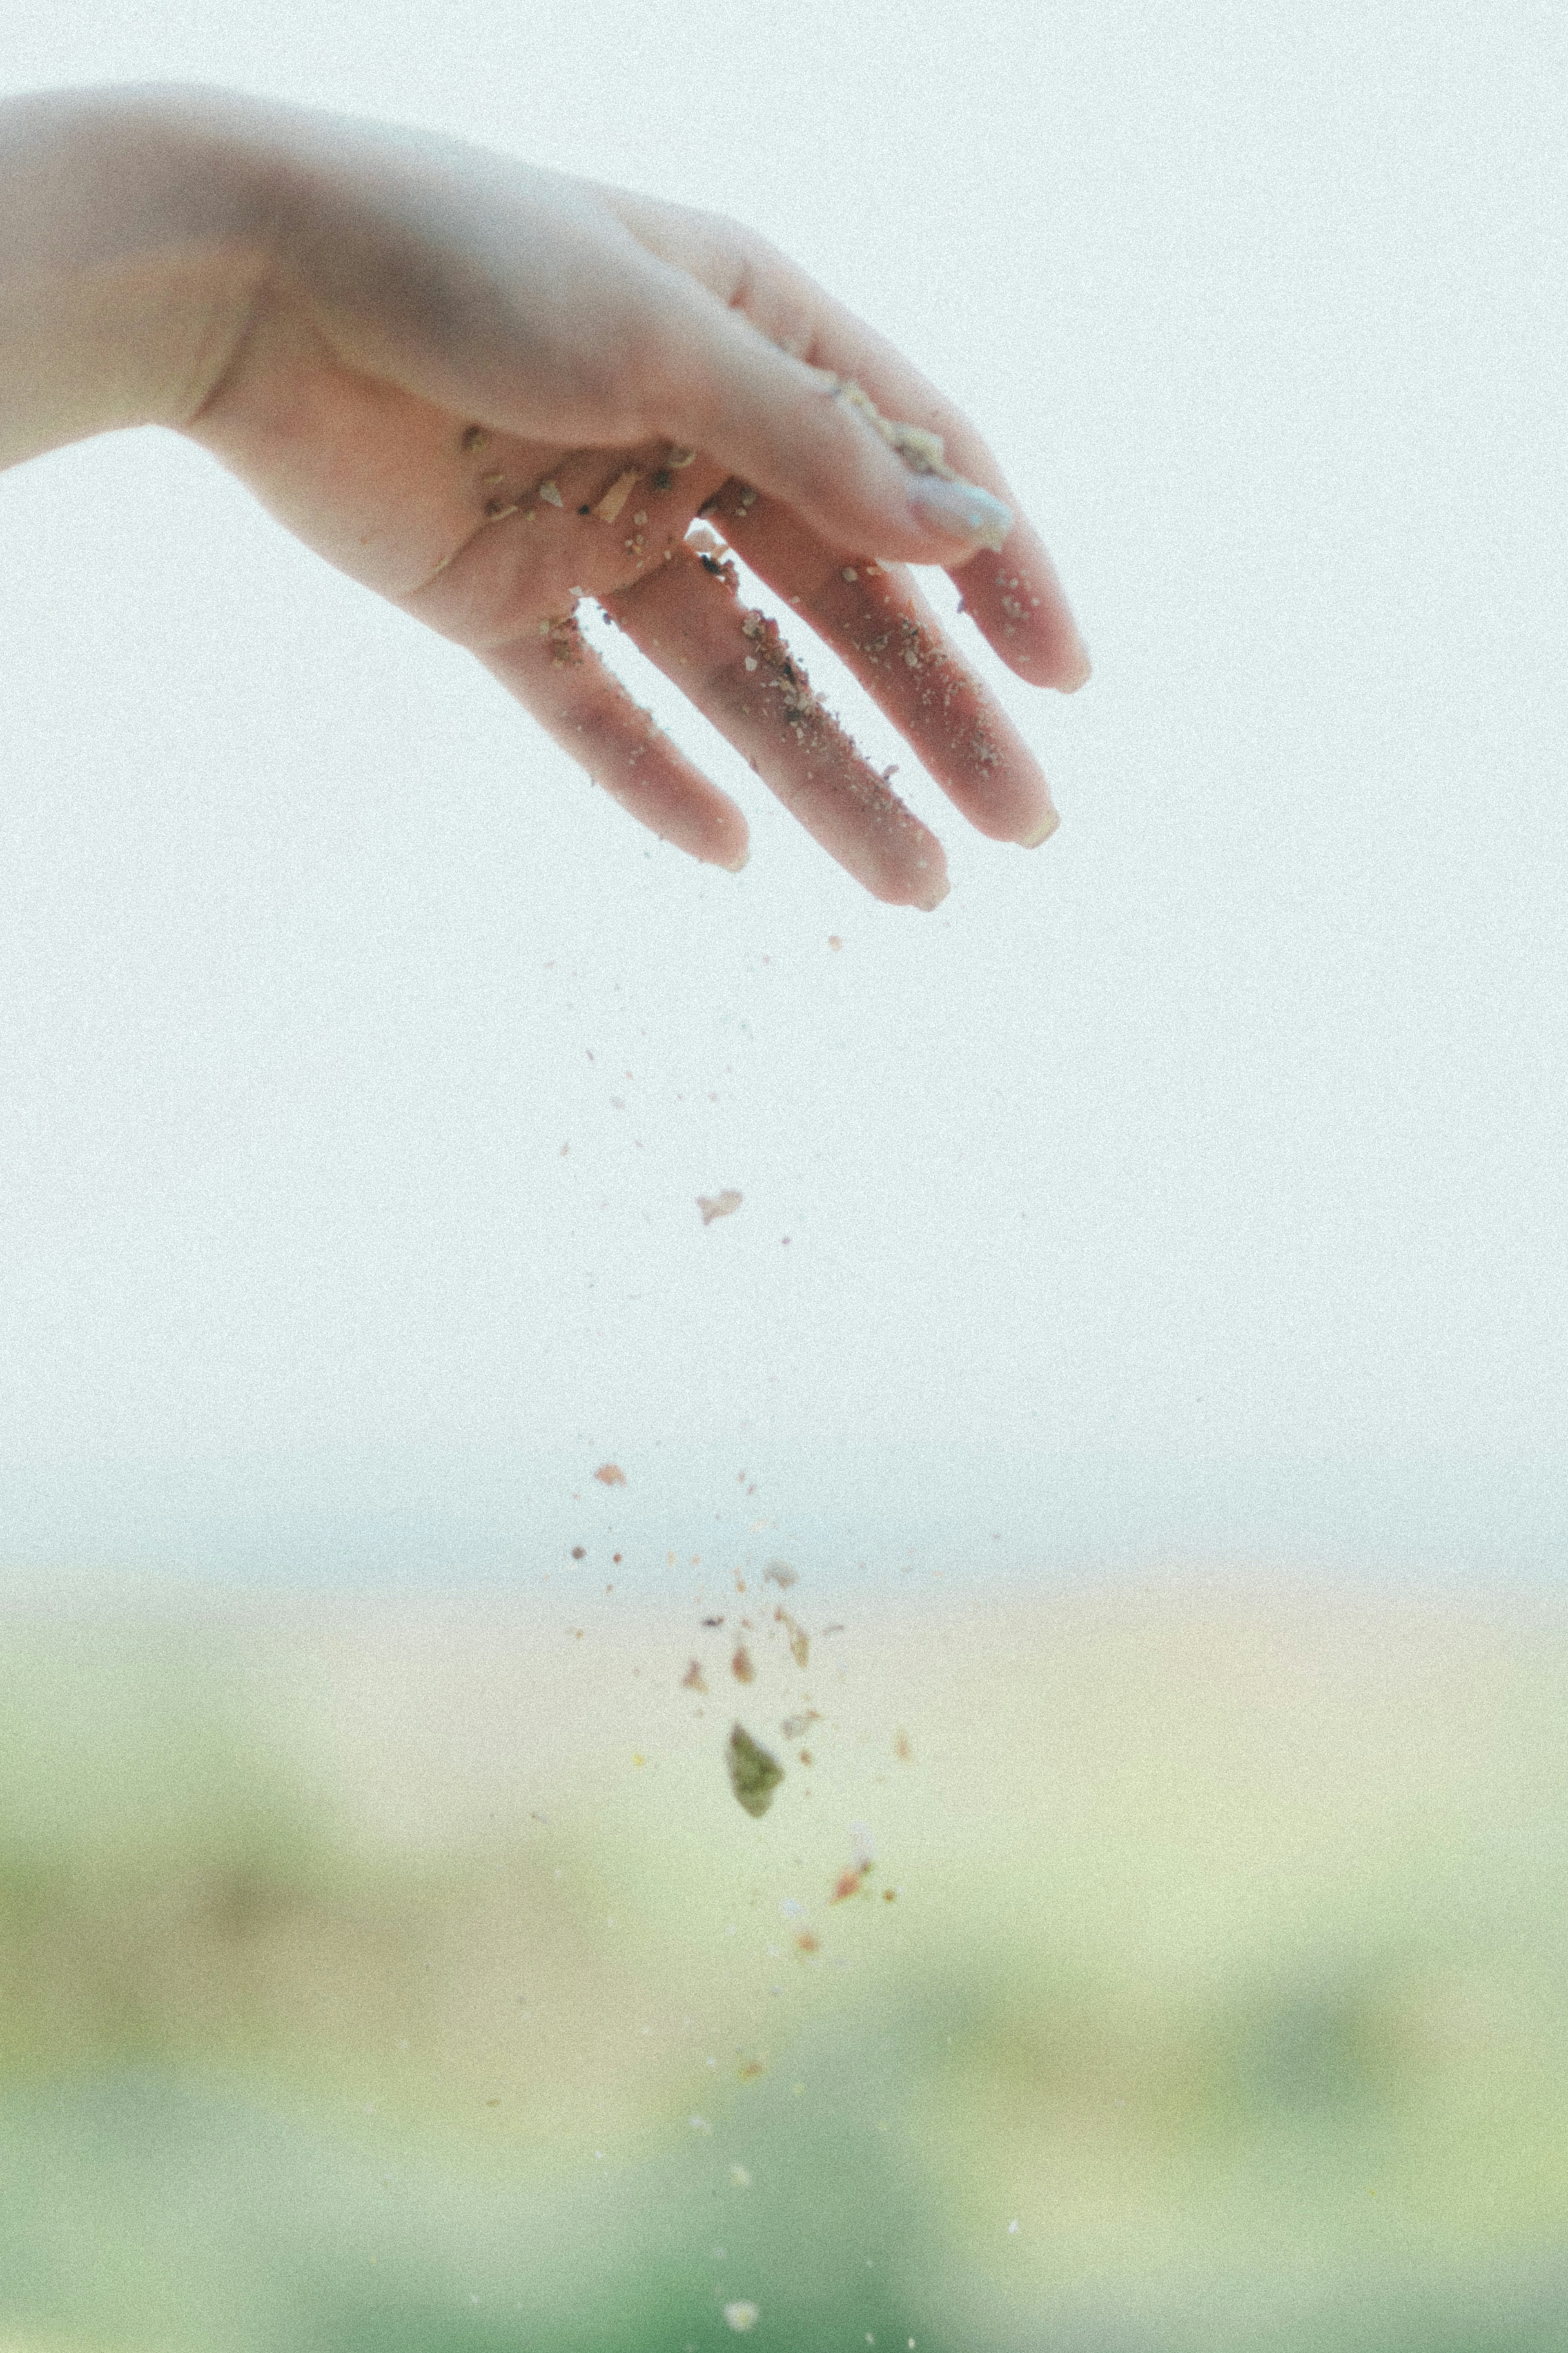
top-left (0, 86), bottom-right (270, 471)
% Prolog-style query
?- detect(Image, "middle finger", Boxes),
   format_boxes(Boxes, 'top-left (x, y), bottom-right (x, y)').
top-left (605, 535), bottom-right (951, 909)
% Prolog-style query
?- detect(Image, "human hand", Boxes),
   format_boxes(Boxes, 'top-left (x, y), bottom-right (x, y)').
top-left (170, 91), bottom-right (1091, 907)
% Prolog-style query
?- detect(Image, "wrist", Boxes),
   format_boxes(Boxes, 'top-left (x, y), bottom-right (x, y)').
top-left (0, 84), bottom-right (277, 473)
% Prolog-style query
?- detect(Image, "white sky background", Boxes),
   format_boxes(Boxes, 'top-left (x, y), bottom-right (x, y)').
top-left (0, 0), bottom-right (1564, 1583)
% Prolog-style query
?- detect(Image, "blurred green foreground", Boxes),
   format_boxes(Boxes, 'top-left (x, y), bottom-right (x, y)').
top-left (0, 1565), bottom-right (1566, 2353)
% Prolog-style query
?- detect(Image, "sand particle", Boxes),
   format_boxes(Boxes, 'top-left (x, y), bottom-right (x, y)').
top-left (726, 1724), bottom-right (784, 1818)
top-left (592, 469), bottom-right (640, 523)
top-left (826, 376), bottom-right (958, 480)
top-left (774, 1608), bottom-right (809, 1668)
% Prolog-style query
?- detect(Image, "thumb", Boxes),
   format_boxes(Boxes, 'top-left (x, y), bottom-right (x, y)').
top-left (641, 285), bottom-right (1016, 568)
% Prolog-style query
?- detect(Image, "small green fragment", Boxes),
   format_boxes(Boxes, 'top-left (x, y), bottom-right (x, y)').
top-left (727, 1723), bottom-right (784, 1818)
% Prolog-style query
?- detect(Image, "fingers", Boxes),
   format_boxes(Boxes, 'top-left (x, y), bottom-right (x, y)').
top-left (617, 221), bottom-right (1090, 691)
top-left (696, 483), bottom-right (1059, 849)
top-left (412, 431), bottom-right (1039, 897)
top-left (775, 303), bottom-right (1091, 694)
top-left (604, 542), bottom-right (950, 910)
top-left (410, 435), bottom-right (943, 902)
top-left (474, 603), bottom-right (749, 873)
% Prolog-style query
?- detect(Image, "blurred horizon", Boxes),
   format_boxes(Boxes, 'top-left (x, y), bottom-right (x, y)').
top-left (3, 1439), bottom-right (1565, 1590)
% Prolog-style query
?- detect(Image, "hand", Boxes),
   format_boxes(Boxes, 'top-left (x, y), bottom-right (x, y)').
top-left (171, 92), bottom-right (1091, 907)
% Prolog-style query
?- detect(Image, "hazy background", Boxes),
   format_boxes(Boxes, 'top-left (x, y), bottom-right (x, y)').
top-left (2, 0), bottom-right (1563, 1585)
top-left (3, 11), bottom-right (1568, 2348)
top-left (4, 1567), bottom-right (1568, 2353)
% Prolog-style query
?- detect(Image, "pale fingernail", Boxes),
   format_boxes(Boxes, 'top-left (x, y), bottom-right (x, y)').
top-left (1019, 808), bottom-right (1060, 849)
top-left (906, 476), bottom-right (1014, 555)
top-left (1060, 637), bottom-right (1092, 691)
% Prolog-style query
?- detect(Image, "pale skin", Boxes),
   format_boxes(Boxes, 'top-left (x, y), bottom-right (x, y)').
top-left (0, 85), bottom-right (1090, 910)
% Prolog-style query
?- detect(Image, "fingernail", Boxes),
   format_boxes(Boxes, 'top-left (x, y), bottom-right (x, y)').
top-left (1019, 808), bottom-right (1060, 849)
top-left (1060, 637), bottom-right (1092, 691)
top-left (906, 477), bottom-right (1013, 555)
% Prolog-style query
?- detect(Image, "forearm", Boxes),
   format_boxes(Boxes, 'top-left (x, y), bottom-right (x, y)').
top-left (0, 85), bottom-right (274, 473)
